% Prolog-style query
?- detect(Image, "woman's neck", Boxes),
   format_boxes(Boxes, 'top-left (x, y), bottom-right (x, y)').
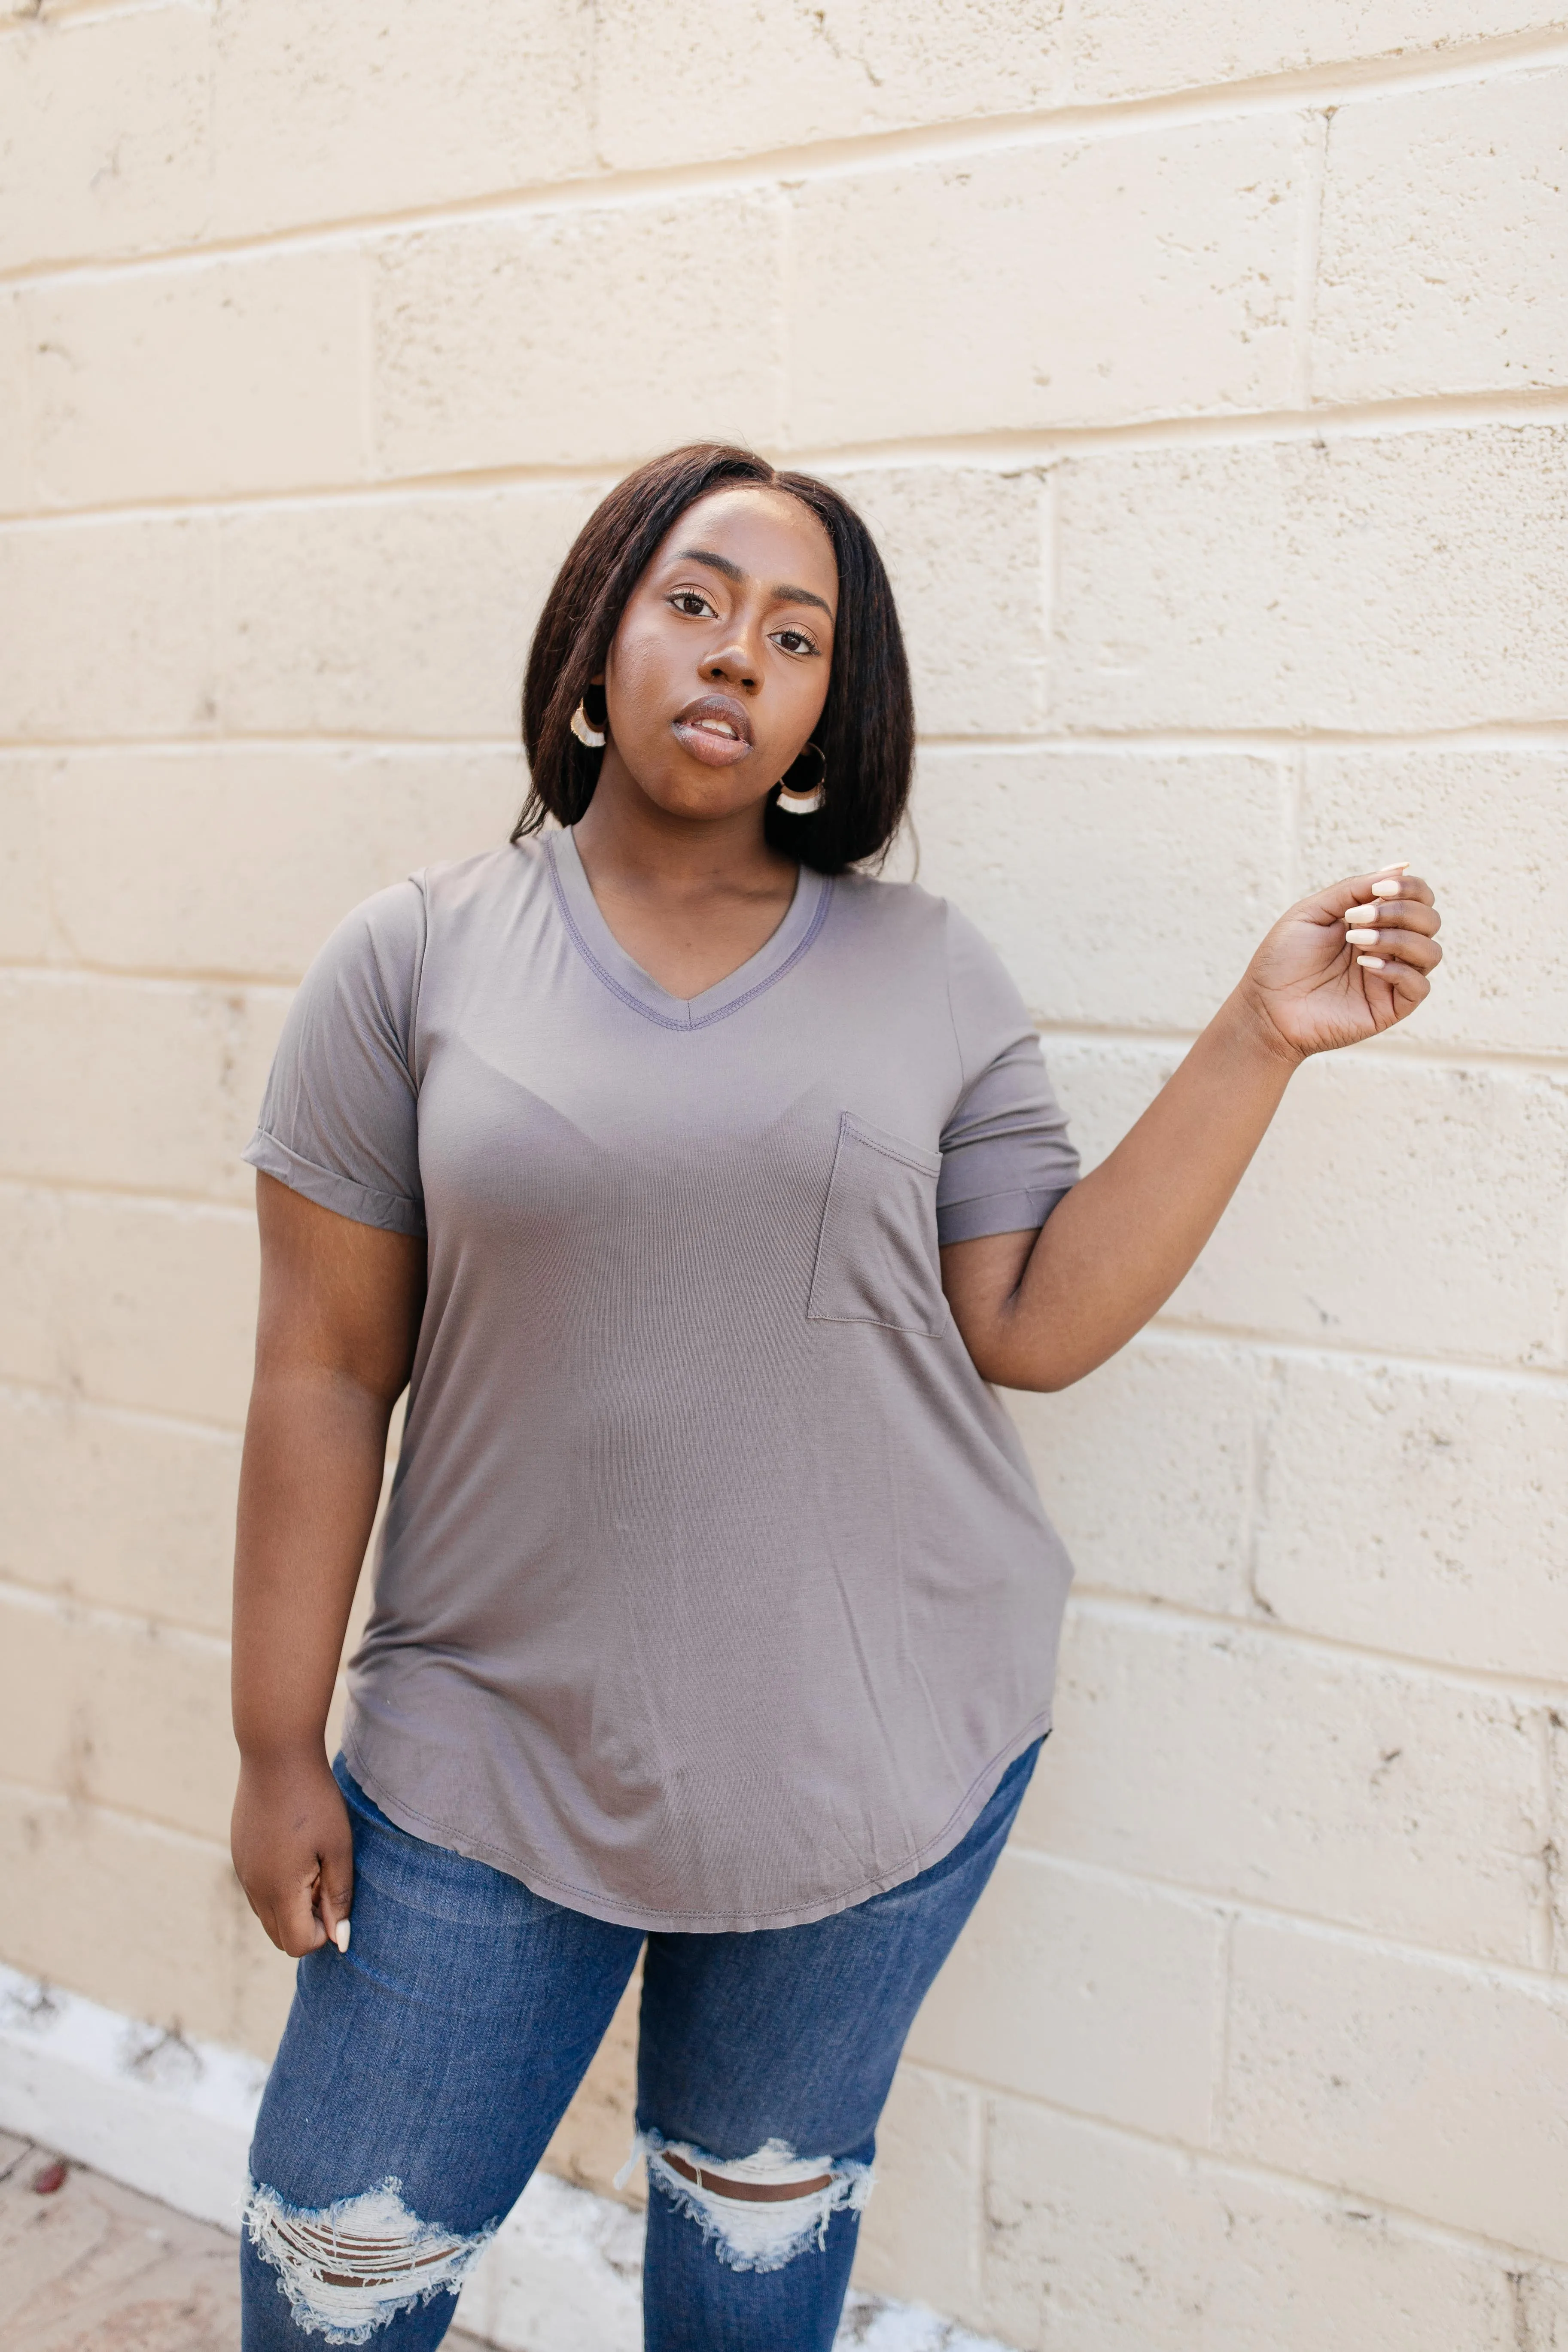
top-left (569, 761), bottom-right (801, 1000)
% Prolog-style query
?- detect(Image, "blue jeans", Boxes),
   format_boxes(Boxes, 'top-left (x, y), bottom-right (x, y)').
top-left (242, 1743), bottom-right (1041, 2352)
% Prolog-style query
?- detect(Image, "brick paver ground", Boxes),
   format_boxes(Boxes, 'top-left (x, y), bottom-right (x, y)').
top-left (0, 2135), bottom-right (490, 2352)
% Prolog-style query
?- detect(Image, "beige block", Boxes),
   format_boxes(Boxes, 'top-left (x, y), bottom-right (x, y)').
top-left (0, 971), bottom-right (287, 1204)
top-left (1050, 426), bottom-right (1568, 731)
top-left (372, 197), bottom-right (786, 477)
top-left (1315, 66), bottom-right (1568, 402)
top-left (0, 1185), bottom-right (258, 1428)
top-left (1069, 0), bottom-right (1568, 100)
top-left (788, 119), bottom-right (1301, 442)
top-left (543, 1959), bottom-right (642, 2204)
top-left (1043, 1037), bottom-right (1184, 1176)
top-left (0, 514), bottom-right (216, 742)
top-left (0, 290), bottom-right (32, 513)
top-left (906, 1849), bottom-right (1223, 2140)
top-left (598, 0), bottom-right (1064, 170)
top-left (38, 746), bottom-right (523, 981)
top-left (27, 249), bottom-right (366, 508)
top-left (1163, 1053), bottom-right (1568, 1364)
top-left (0, 755), bottom-right (57, 961)
top-left (852, 2064), bottom-right (986, 2330)
top-left (981, 2092), bottom-right (1548, 2352)
top-left (1256, 1357), bottom-right (1568, 1680)
top-left (1009, 1338), bottom-right (1264, 1617)
top-left (1023, 1602), bottom-right (1547, 1963)
top-left (0, 1388), bottom-right (238, 1636)
top-left (0, 1782), bottom-right (293, 2061)
top-left (1302, 746), bottom-right (1568, 1058)
top-left (0, 1591), bottom-right (233, 1844)
top-left (1224, 1918), bottom-right (1568, 2259)
top-left (210, 0), bottom-right (594, 240)
top-left (216, 484), bottom-right (600, 739)
top-left (825, 468), bottom-right (1049, 737)
top-left (914, 749), bottom-right (1289, 1029)
top-left (0, 6), bottom-right (211, 271)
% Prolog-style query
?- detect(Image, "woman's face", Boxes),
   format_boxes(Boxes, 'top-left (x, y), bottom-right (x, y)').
top-left (599, 486), bottom-right (838, 824)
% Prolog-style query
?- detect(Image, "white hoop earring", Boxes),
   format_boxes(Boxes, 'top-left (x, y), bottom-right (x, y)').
top-left (570, 700), bottom-right (606, 749)
top-left (775, 743), bottom-right (825, 815)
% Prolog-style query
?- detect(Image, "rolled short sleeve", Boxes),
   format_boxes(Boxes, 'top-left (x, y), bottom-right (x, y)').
top-left (244, 879), bottom-right (428, 1236)
top-left (937, 904), bottom-right (1079, 1247)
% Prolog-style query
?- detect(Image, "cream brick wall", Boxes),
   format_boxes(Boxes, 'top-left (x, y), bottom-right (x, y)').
top-left (2, 5), bottom-right (1565, 2343)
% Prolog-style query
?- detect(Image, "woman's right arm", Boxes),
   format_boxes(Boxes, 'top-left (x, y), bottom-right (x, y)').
top-left (231, 1171), bottom-right (426, 1958)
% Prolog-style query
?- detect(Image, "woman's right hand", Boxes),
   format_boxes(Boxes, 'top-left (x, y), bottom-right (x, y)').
top-left (232, 1749), bottom-right (355, 1958)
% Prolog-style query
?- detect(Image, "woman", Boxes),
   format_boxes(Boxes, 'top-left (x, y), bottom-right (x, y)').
top-left (232, 443), bottom-right (1441, 2351)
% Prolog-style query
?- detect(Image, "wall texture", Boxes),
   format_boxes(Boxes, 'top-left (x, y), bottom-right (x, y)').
top-left (3, 4), bottom-right (1568, 2345)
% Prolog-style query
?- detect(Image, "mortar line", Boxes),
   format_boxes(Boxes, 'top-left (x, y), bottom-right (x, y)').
top-left (0, 1375), bottom-right (240, 1442)
top-left (1000, 1838), bottom-right (1559, 1978)
top-left (0, 961), bottom-right (296, 995)
top-left (1535, 1707), bottom-right (1559, 1974)
top-left (0, 1571), bottom-right (232, 1658)
top-left (1060, 1584), bottom-right (1568, 1704)
top-left (1239, 1352), bottom-right (1279, 1625)
top-left (1289, 105), bottom-right (1331, 411)
top-left (914, 722), bottom-right (1568, 748)
top-left (0, 0), bottom-right (193, 26)
top-left (897, 2066), bottom-right (1568, 2276)
top-left (967, 2069), bottom-right (988, 2309)
top-left (1212, 1908), bottom-right (1239, 2150)
top-left (1094, 1325), bottom-right (1568, 1388)
top-left (6, 20), bottom-right (1568, 290)
top-left (6, 723), bottom-right (1568, 755)
top-left (4, 386), bottom-right (1568, 529)
top-left (0, 1771), bottom-right (237, 1860)
top-left (0, 1170), bottom-right (256, 1213)
top-left (1030, 1019), bottom-right (1568, 1073)
top-left (4, 959), bottom-right (1563, 1074)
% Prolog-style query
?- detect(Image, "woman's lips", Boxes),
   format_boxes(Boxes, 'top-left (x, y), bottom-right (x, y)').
top-left (673, 696), bottom-right (753, 768)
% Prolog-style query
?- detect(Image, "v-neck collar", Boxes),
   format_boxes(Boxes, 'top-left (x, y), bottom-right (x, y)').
top-left (544, 827), bottom-right (832, 1032)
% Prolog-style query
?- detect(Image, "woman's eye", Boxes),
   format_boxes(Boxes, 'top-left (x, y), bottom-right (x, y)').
top-left (772, 628), bottom-right (819, 657)
top-left (670, 590), bottom-right (715, 618)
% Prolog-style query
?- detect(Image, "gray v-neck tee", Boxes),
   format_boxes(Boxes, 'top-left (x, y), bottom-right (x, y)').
top-left (245, 831), bottom-right (1079, 1932)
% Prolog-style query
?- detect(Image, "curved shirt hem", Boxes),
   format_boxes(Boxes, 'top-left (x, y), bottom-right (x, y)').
top-left (340, 1714), bottom-right (1051, 1935)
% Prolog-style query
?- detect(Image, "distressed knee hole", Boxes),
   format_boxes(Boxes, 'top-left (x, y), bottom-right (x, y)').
top-left (626, 2132), bottom-right (874, 2274)
top-left (244, 2177), bottom-right (496, 2346)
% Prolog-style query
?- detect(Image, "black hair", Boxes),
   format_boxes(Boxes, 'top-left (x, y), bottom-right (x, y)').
top-left (515, 443), bottom-right (914, 873)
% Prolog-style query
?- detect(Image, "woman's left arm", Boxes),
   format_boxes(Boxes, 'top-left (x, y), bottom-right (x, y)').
top-left (941, 866), bottom-right (1442, 1394)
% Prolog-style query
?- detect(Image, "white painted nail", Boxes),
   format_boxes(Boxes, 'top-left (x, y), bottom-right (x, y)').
top-left (334, 1919), bottom-right (351, 1954)
top-left (1374, 861), bottom-right (1410, 875)
top-left (1356, 955), bottom-right (1387, 971)
top-left (1346, 903), bottom-right (1379, 921)
top-left (1346, 928), bottom-right (1381, 946)
top-left (1370, 878), bottom-right (1403, 898)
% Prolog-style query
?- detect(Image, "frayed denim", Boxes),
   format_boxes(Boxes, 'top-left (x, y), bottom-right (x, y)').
top-left (242, 1741), bottom-right (1040, 2351)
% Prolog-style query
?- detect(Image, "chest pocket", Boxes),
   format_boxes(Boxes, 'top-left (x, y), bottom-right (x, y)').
top-left (807, 1113), bottom-right (949, 1338)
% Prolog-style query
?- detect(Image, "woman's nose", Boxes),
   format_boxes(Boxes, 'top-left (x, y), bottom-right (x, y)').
top-left (703, 633), bottom-right (760, 691)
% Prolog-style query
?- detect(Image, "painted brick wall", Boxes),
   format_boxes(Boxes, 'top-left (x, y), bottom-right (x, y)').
top-left (3, 5), bottom-right (1566, 2343)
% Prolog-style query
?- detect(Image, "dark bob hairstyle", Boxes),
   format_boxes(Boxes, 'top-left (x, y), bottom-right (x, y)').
top-left (515, 444), bottom-right (915, 874)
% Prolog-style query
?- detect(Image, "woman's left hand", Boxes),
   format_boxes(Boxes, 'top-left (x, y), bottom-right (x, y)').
top-left (1240, 864), bottom-right (1443, 1062)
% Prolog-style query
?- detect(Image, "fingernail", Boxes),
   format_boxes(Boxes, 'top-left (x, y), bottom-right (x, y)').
top-left (1375, 861), bottom-right (1409, 875)
top-left (1346, 902), bottom-right (1378, 921)
top-left (1346, 928), bottom-right (1381, 946)
top-left (334, 1919), bottom-right (351, 1954)
top-left (1356, 955), bottom-right (1387, 971)
top-left (1370, 879), bottom-right (1403, 898)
